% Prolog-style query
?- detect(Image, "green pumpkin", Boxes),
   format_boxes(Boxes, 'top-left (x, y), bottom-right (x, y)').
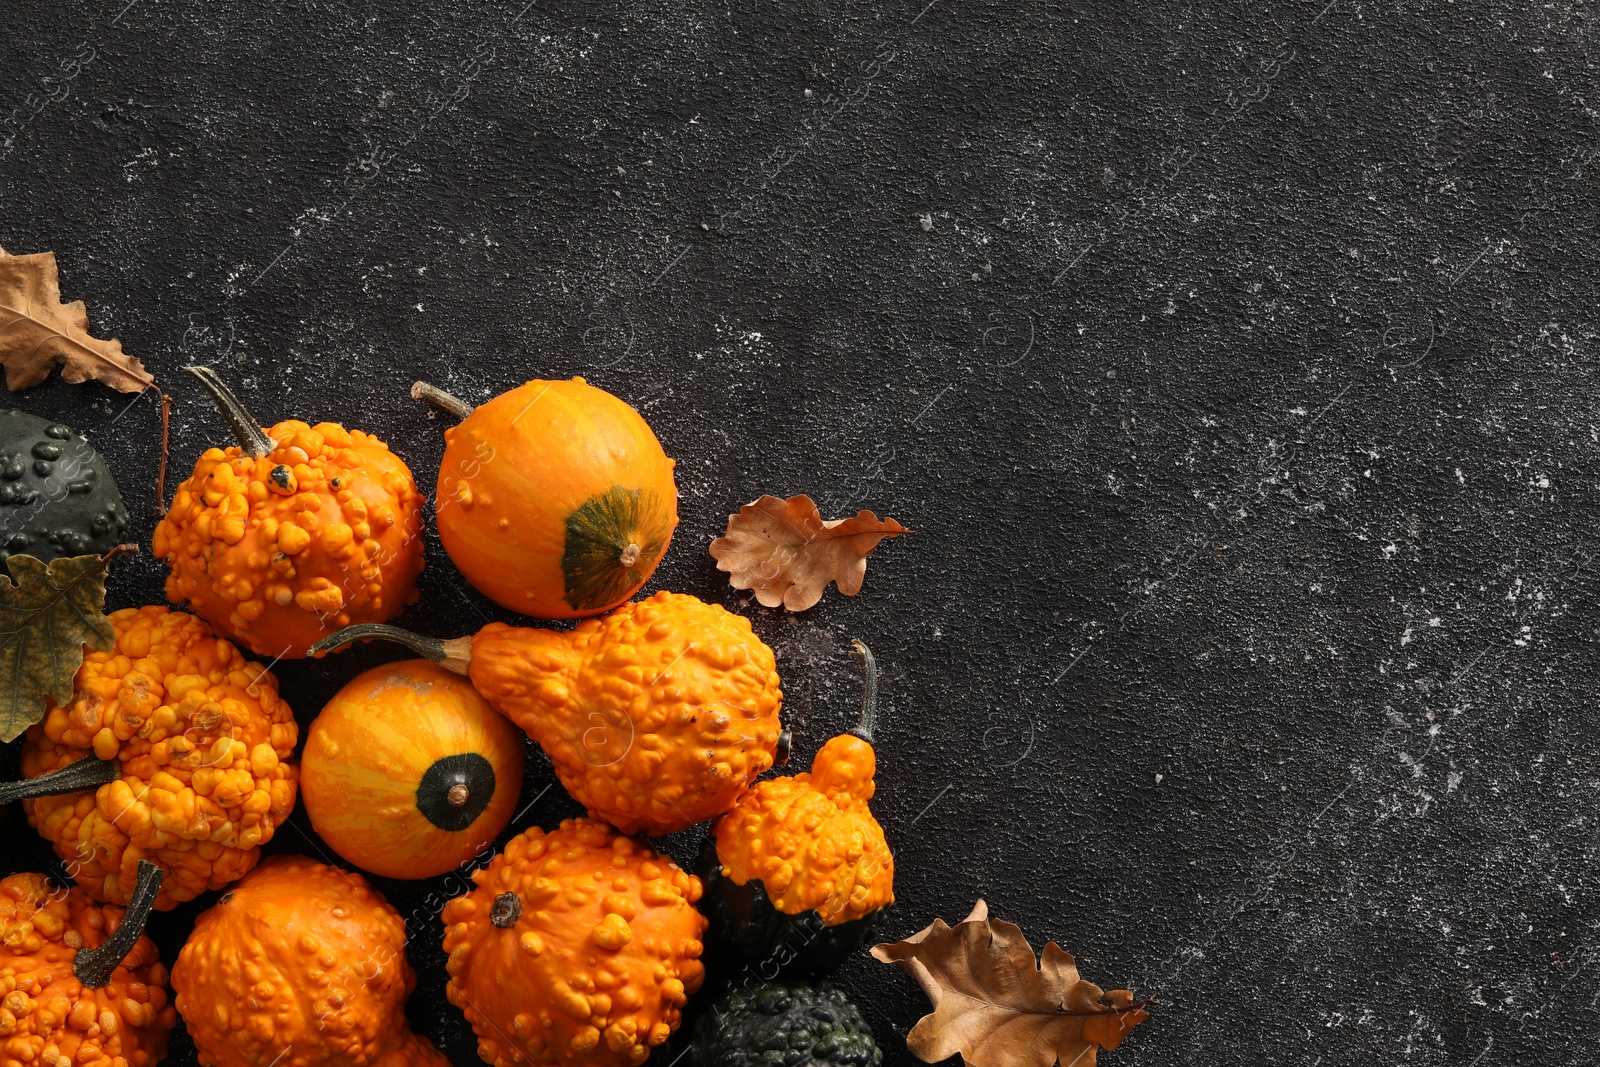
top-left (690, 981), bottom-right (882, 1067)
top-left (0, 410), bottom-right (130, 563)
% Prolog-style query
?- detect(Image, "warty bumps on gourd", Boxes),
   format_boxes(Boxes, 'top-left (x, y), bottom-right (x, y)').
top-left (172, 855), bottom-right (449, 1067)
top-left (441, 819), bottom-right (707, 1067)
top-left (0, 864), bottom-right (176, 1067)
top-left (153, 367), bottom-right (424, 658)
top-left (14, 606), bottom-right (299, 911)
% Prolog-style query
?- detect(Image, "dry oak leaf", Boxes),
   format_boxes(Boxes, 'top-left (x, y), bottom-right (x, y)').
top-left (871, 899), bottom-right (1150, 1067)
top-left (0, 244), bottom-right (154, 393)
top-left (0, 546), bottom-right (131, 742)
top-left (710, 493), bottom-right (910, 611)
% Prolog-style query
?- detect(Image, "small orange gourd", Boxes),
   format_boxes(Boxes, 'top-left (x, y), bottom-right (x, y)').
top-left (313, 590), bottom-right (785, 837)
top-left (300, 659), bottom-right (525, 879)
top-left (172, 855), bottom-right (449, 1067)
top-left (441, 818), bottom-right (708, 1067)
top-left (0, 861), bottom-right (176, 1067)
top-left (153, 366), bottom-right (425, 658)
top-left (700, 639), bottom-right (894, 976)
top-left (0, 605), bottom-right (299, 911)
top-left (413, 377), bottom-right (677, 619)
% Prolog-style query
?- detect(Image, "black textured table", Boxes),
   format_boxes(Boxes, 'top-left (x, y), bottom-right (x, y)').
top-left (3, 1), bottom-right (1596, 1064)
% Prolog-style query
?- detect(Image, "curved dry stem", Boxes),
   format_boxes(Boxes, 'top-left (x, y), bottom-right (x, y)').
top-left (849, 638), bottom-right (878, 744)
top-left (411, 381), bottom-right (474, 420)
top-left (74, 861), bottom-right (162, 988)
top-left (309, 623), bottom-right (473, 674)
top-left (0, 755), bottom-right (118, 807)
top-left (184, 366), bottom-right (276, 458)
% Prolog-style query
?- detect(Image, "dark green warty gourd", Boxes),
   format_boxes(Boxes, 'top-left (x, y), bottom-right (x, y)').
top-left (690, 981), bottom-right (882, 1067)
top-left (0, 410), bottom-right (130, 562)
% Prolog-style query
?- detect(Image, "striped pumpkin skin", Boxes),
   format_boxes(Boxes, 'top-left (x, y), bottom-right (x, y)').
top-left (300, 659), bottom-right (524, 879)
top-left (433, 377), bottom-right (678, 618)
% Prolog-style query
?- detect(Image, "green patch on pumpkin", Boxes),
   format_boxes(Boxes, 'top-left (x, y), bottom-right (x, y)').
top-left (561, 486), bottom-right (669, 611)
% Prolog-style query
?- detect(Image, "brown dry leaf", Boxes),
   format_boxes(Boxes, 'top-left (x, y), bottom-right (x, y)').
top-left (0, 244), bottom-right (154, 393)
top-left (710, 493), bottom-right (910, 611)
top-left (872, 900), bottom-right (1150, 1067)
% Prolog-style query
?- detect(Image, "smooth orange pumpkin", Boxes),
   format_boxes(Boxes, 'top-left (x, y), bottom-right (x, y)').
top-left (414, 377), bottom-right (677, 618)
top-left (300, 659), bottom-right (525, 879)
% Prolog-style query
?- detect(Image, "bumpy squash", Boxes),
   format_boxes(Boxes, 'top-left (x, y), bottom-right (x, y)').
top-left (172, 855), bottom-right (449, 1067)
top-left (690, 981), bottom-right (882, 1067)
top-left (700, 640), bottom-right (893, 976)
top-left (0, 410), bottom-right (131, 563)
top-left (312, 590), bottom-right (784, 837)
top-left (153, 366), bottom-right (425, 658)
top-left (2, 605), bottom-right (299, 910)
top-left (0, 862), bottom-right (176, 1067)
top-left (414, 377), bottom-right (676, 618)
top-left (300, 659), bottom-right (525, 879)
top-left (441, 818), bottom-right (707, 1067)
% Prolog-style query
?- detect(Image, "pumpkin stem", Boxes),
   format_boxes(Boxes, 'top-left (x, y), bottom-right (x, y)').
top-left (0, 755), bottom-right (119, 807)
top-left (184, 365), bottom-right (277, 458)
top-left (73, 861), bottom-right (162, 988)
top-left (411, 381), bottom-right (475, 421)
top-left (490, 892), bottom-right (522, 928)
top-left (309, 623), bottom-right (475, 675)
top-left (619, 542), bottom-right (642, 568)
top-left (849, 638), bottom-right (877, 744)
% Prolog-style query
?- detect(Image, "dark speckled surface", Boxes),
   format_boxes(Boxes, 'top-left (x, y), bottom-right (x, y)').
top-left (4, 1), bottom-right (1599, 1064)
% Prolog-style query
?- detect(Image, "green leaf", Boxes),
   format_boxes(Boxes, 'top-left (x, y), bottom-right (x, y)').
top-left (0, 549), bottom-right (124, 742)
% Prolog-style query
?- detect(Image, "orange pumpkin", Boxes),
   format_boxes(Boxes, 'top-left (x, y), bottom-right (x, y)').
top-left (153, 366), bottom-right (426, 658)
top-left (0, 861), bottom-right (176, 1067)
top-left (172, 855), bottom-right (450, 1067)
top-left (440, 818), bottom-right (707, 1067)
top-left (413, 377), bottom-right (677, 618)
top-left (300, 659), bottom-right (525, 879)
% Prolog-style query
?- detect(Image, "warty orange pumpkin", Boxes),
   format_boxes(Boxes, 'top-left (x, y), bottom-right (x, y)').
top-left (0, 605), bottom-right (299, 911)
top-left (172, 854), bottom-right (449, 1067)
top-left (700, 639), bottom-right (894, 976)
top-left (153, 366), bottom-right (426, 658)
top-left (413, 377), bottom-right (677, 619)
top-left (300, 658), bottom-right (525, 879)
top-left (0, 861), bottom-right (175, 1067)
top-left (311, 590), bottom-right (785, 838)
top-left (441, 818), bottom-right (707, 1067)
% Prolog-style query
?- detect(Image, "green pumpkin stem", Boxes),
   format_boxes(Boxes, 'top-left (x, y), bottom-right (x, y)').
top-left (411, 381), bottom-right (475, 421)
top-left (849, 638), bottom-right (877, 744)
top-left (309, 623), bottom-right (474, 675)
top-left (0, 755), bottom-right (119, 807)
top-left (73, 861), bottom-right (162, 988)
top-left (184, 366), bottom-right (276, 458)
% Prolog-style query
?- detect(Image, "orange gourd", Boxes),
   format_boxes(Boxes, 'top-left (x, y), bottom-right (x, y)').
top-left (0, 861), bottom-right (176, 1067)
top-left (701, 640), bottom-right (894, 976)
top-left (413, 377), bottom-right (676, 618)
top-left (172, 855), bottom-right (449, 1067)
top-left (2, 606), bottom-right (298, 911)
top-left (313, 590), bottom-right (785, 837)
top-left (441, 818), bottom-right (707, 1067)
top-left (153, 366), bottom-right (425, 658)
top-left (300, 659), bottom-right (525, 879)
